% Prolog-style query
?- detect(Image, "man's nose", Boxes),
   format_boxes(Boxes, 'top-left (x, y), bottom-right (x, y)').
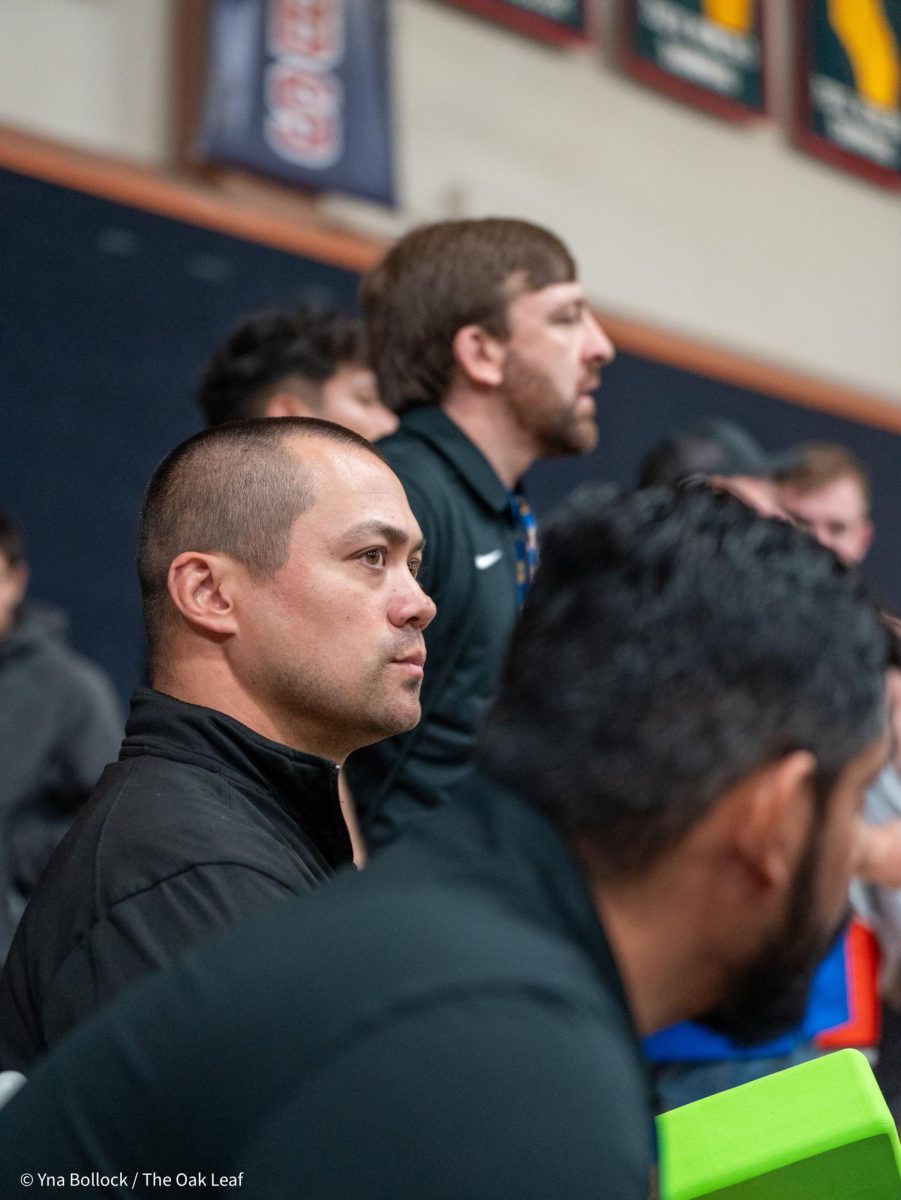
top-left (390, 573), bottom-right (437, 631)
top-left (585, 313), bottom-right (616, 367)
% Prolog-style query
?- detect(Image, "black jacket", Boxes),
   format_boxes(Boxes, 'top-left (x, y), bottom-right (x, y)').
top-left (0, 687), bottom-right (351, 1070)
top-left (0, 771), bottom-right (654, 1199)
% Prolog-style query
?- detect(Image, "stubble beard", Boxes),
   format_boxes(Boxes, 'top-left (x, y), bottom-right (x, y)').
top-left (260, 652), bottom-right (423, 757)
top-left (502, 350), bottom-right (598, 460)
top-left (696, 821), bottom-right (842, 1047)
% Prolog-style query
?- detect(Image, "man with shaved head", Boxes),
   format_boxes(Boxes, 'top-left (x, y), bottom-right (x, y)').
top-left (0, 418), bottom-right (435, 1070)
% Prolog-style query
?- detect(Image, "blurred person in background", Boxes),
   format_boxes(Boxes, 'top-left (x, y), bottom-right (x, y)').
top-left (775, 442), bottom-right (873, 566)
top-left (0, 512), bottom-right (122, 963)
top-left (196, 305), bottom-right (398, 442)
top-left (0, 486), bottom-right (890, 1199)
top-left (345, 217), bottom-right (616, 852)
top-left (638, 417), bottom-right (793, 518)
top-left (0, 421), bottom-right (434, 1070)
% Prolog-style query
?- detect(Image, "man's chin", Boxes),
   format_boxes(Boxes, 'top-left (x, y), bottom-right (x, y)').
top-left (372, 699), bottom-right (423, 743)
top-left (545, 419), bottom-right (598, 459)
top-left (696, 966), bottom-right (818, 1047)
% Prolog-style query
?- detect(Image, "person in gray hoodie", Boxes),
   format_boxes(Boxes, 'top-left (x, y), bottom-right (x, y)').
top-left (0, 511), bottom-right (122, 958)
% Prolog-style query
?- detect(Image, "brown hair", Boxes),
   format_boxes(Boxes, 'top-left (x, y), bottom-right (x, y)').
top-left (137, 418), bottom-right (383, 669)
top-left (362, 218), bottom-right (576, 413)
top-left (776, 442), bottom-right (872, 508)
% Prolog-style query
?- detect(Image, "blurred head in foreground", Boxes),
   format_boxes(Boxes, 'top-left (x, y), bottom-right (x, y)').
top-left (479, 485), bottom-right (889, 1042)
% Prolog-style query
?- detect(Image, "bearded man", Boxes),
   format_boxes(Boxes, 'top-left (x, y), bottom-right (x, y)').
top-left (345, 218), bottom-right (616, 850)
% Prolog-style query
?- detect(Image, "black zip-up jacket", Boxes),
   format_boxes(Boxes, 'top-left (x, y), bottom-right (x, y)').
top-left (0, 687), bottom-right (351, 1070)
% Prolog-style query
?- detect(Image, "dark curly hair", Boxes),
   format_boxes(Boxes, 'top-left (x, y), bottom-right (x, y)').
top-left (478, 484), bottom-right (889, 875)
top-left (197, 307), bottom-right (365, 427)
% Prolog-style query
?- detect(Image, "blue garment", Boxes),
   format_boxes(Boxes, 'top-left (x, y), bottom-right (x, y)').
top-left (644, 932), bottom-right (851, 1064)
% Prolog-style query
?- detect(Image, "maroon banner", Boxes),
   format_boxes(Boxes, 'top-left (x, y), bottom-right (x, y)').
top-left (442, 0), bottom-right (589, 47)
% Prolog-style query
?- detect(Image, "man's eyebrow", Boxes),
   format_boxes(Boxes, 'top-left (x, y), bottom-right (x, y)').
top-left (552, 296), bottom-right (587, 314)
top-left (338, 520), bottom-right (425, 553)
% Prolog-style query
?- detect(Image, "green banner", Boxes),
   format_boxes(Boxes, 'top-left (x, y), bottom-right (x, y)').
top-left (800, 0), bottom-right (901, 182)
top-left (624, 0), bottom-right (765, 117)
top-left (443, 0), bottom-right (587, 46)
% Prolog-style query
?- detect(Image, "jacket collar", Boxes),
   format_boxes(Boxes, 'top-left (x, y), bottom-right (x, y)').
top-left (121, 688), bottom-right (350, 869)
top-left (397, 407), bottom-right (511, 515)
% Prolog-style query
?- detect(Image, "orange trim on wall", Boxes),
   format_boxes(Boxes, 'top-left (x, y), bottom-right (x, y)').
top-left (1, 122), bottom-right (899, 430)
top-left (600, 314), bottom-right (901, 434)
top-left (0, 125), bottom-right (381, 274)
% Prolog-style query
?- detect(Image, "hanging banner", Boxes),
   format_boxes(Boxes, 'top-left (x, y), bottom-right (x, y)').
top-left (620, 0), bottom-right (766, 120)
top-left (199, 0), bottom-right (395, 205)
top-left (794, 0), bottom-right (901, 188)
top-left (443, 0), bottom-right (588, 46)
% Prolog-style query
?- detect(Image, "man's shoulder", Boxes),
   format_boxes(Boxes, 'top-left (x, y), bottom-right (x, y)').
top-left (27, 752), bottom-right (303, 913)
top-left (378, 412), bottom-right (459, 486)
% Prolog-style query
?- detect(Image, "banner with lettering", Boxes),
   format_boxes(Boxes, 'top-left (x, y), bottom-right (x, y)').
top-left (794, 0), bottom-right (901, 188)
top-left (199, 0), bottom-right (394, 204)
top-left (621, 0), bottom-right (766, 120)
top-left (443, 0), bottom-right (588, 46)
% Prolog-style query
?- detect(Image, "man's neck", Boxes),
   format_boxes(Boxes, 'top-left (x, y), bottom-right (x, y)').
top-left (152, 660), bottom-right (344, 765)
top-left (441, 388), bottom-right (537, 489)
top-left (574, 839), bottom-right (740, 1037)
top-left (594, 887), bottom-right (725, 1036)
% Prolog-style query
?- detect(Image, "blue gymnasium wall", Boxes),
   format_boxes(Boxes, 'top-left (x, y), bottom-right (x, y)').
top-left (3, 167), bottom-right (900, 701)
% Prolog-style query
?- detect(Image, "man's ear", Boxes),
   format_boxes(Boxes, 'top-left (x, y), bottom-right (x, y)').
top-left (263, 390), bottom-right (314, 419)
top-left (167, 552), bottom-right (240, 638)
top-left (729, 750), bottom-right (818, 892)
top-left (452, 324), bottom-right (507, 389)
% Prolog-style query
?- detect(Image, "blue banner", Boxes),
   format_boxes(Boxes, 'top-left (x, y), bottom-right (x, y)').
top-left (200, 0), bottom-right (394, 205)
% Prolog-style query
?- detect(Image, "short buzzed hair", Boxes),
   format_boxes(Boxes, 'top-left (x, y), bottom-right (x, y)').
top-left (138, 418), bottom-right (383, 668)
top-left (775, 443), bottom-right (872, 509)
top-left (362, 218), bottom-right (576, 413)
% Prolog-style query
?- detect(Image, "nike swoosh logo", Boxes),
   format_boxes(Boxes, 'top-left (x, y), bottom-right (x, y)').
top-left (474, 549), bottom-right (503, 570)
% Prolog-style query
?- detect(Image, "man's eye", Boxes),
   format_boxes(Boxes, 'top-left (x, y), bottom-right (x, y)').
top-left (362, 548), bottom-right (386, 567)
top-left (408, 559), bottom-right (422, 578)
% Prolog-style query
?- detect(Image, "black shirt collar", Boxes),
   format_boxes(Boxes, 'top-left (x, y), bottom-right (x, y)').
top-left (398, 406), bottom-right (512, 515)
top-left (122, 688), bottom-right (350, 868)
